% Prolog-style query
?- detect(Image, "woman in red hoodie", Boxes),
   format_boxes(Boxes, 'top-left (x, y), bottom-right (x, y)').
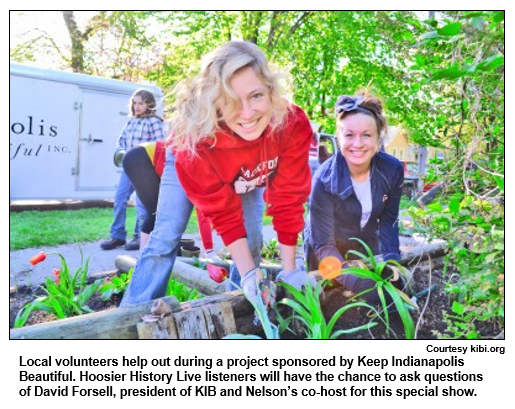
top-left (121, 41), bottom-right (313, 306)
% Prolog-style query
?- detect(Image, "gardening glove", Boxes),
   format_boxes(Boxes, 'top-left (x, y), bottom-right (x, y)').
top-left (241, 268), bottom-right (277, 305)
top-left (276, 267), bottom-right (316, 290)
top-left (113, 149), bottom-right (126, 167)
top-left (205, 250), bottom-right (223, 262)
top-left (241, 268), bottom-right (260, 304)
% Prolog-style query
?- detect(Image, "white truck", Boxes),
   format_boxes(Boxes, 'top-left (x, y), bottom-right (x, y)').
top-left (9, 62), bottom-right (163, 200)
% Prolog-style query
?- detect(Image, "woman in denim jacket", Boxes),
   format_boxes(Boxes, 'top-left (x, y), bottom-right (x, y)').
top-left (304, 90), bottom-right (404, 302)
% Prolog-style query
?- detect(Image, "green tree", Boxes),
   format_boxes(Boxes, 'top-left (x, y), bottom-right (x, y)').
top-left (11, 11), bottom-right (160, 78)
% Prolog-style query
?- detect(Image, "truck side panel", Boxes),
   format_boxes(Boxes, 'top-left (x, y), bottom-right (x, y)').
top-left (10, 75), bottom-right (81, 200)
top-left (76, 89), bottom-right (130, 192)
top-left (10, 63), bottom-right (163, 200)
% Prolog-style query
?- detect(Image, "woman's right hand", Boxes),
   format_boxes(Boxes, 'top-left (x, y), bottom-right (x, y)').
top-left (241, 267), bottom-right (259, 302)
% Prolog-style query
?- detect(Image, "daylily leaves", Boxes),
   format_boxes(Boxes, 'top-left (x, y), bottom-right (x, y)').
top-left (14, 251), bottom-right (97, 327)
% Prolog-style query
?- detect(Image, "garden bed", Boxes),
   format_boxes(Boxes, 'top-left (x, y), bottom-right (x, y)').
top-left (9, 275), bottom-right (122, 330)
top-left (9, 241), bottom-right (502, 339)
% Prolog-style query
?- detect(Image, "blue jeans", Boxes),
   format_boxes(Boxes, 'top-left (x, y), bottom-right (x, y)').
top-left (110, 170), bottom-right (147, 241)
top-left (120, 151), bottom-right (264, 306)
top-left (227, 190), bottom-right (264, 290)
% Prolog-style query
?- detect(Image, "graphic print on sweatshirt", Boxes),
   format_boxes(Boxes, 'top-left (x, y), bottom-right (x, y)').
top-left (234, 156), bottom-right (278, 194)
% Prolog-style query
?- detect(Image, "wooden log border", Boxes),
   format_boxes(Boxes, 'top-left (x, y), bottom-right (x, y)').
top-left (10, 296), bottom-right (181, 340)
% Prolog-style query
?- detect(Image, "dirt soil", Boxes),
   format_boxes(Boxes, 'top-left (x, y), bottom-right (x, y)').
top-left (320, 266), bottom-right (501, 340)
top-left (321, 268), bottom-right (451, 340)
top-left (10, 268), bottom-right (500, 339)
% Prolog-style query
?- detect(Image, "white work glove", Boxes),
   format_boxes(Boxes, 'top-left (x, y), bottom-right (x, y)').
top-left (276, 267), bottom-right (316, 290)
top-left (241, 268), bottom-right (259, 303)
top-left (205, 250), bottom-right (223, 262)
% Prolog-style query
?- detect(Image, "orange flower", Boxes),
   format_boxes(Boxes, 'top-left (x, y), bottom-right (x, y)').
top-left (29, 252), bottom-right (47, 266)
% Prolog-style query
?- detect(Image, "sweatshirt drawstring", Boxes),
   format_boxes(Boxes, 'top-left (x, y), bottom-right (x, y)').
top-left (261, 136), bottom-right (270, 215)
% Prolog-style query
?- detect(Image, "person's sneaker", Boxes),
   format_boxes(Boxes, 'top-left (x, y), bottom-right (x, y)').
top-left (124, 237), bottom-right (140, 251)
top-left (100, 237), bottom-right (126, 250)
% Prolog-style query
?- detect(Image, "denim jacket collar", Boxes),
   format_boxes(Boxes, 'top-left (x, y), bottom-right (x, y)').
top-left (324, 151), bottom-right (381, 200)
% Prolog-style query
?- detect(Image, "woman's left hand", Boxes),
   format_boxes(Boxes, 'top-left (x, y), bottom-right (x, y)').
top-left (276, 267), bottom-right (316, 290)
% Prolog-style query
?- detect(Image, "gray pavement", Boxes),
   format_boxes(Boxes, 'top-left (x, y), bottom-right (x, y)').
top-left (9, 225), bottom-right (279, 288)
top-left (10, 200), bottom-right (425, 289)
top-left (10, 222), bottom-right (425, 289)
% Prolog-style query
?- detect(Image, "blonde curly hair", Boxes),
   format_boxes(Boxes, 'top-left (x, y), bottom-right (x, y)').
top-left (169, 41), bottom-right (291, 154)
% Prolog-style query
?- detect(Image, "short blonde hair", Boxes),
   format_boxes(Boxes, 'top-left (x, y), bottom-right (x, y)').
top-left (169, 41), bottom-right (290, 154)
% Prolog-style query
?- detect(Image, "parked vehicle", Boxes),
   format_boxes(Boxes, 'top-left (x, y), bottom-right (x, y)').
top-left (9, 62), bottom-right (163, 200)
top-left (309, 132), bottom-right (337, 176)
top-left (403, 161), bottom-right (419, 199)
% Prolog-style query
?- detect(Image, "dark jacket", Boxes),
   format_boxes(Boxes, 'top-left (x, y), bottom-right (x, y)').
top-left (304, 150), bottom-right (404, 269)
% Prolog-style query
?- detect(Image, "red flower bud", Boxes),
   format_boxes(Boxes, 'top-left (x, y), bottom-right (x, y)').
top-left (207, 264), bottom-right (228, 283)
top-left (52, 269), bottom-right (60, 284)
top-left (29, 252), bottom-right (47, 266)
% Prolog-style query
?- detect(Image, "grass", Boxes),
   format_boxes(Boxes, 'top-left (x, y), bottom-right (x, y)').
top-left (10, 206), bottom-right (273, 251)
top-left (10, 207), bottom-right (199, 250)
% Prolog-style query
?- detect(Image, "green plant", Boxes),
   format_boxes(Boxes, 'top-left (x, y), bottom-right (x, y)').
top-left (99, 267), bottom-right (203, 303)
top-left (166, 274), bottom-right (203, 302)
top-left (190, 256), bottom-right (207, 269)
top-left (341, 238), bottom-right (416, 339)
top-left (15, 251), bottom-right (101, 327)
top-left (406, 11), bottom-right (504, 339)
top-left (98, 268), bottom-right (133, 301)
top-left (98, 268), bottom-right (203, 304)
top-left (277, 279), bottom-right (377, 339)
top-left (410, 195), bottom-right (504, 339)
top-left (262, 238), bottom-right (280, 262)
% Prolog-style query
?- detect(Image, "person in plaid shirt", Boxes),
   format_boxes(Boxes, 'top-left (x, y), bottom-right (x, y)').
top-left (100, 89), bottom-right (164, 251)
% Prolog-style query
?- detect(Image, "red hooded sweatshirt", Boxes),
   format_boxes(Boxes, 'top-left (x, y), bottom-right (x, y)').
top-left (175, 104), bottom-right (312, 247)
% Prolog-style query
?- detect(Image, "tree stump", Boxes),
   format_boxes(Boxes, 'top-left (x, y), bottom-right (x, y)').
top-left (137, 301), bottom-right (236, 339)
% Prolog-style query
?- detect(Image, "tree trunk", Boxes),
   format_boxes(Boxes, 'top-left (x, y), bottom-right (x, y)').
top-left (62, 11), bottom-right (85, 73)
